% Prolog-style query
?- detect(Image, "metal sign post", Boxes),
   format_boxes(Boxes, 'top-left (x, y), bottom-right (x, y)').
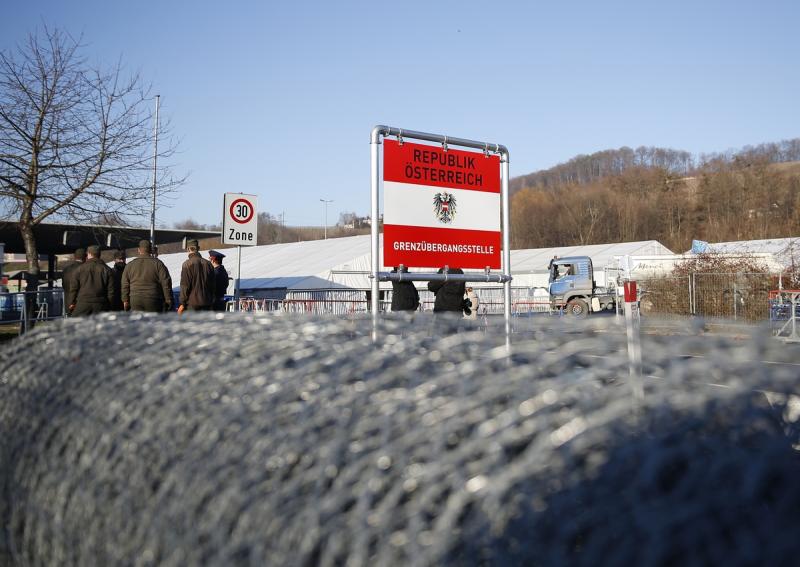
top-left (222, 193), bottom-right (259, 312)
top-left (623, 280), bottom-right (644, 401)
top-left (369, 126), bottom-right (512, 331)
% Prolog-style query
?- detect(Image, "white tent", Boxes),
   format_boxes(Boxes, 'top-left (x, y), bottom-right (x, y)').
top-left (155, 236), bottom-right (674, 296)
top-left (157, 235), bottom-right (382, 297)
top-left (688, 237), bottom-right (800, 271)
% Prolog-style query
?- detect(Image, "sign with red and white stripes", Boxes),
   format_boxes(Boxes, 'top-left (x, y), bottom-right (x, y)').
top-left (383, 139), bottom-right (501, 269)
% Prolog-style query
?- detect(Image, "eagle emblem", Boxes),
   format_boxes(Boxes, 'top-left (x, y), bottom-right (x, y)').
top-left (433, 191), bottom-right (457, 224)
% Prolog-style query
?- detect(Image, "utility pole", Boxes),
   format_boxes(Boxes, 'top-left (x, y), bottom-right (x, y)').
top-left (320, 198), bottom-right (333, 240)
top-left (149, 94), bottom-right (160, 248)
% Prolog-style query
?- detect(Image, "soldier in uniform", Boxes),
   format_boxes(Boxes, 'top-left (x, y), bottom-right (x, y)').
top-left (208, 250), bottom-right (229, 311)
top-left (122, 240), bottom-right (173, 312)
top-left (67, 245), bottom-right (115, 316)
top-left (178, 240), bottom-right (215, 313)
top-left (61, 248), bottom-right (86, 314)
top-left (110, 249), bottom-right (126, 311)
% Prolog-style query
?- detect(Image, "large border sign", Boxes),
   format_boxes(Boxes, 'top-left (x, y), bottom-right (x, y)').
top-left (222, 192), bottom-right (258, 245)
top-left (383, 139), bottom-right (501, 269)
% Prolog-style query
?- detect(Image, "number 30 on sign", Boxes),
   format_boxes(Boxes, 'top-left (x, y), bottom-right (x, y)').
top-left (222, 192), bottom-right (259, 245)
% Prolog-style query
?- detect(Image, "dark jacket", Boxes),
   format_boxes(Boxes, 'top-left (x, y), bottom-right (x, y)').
top-left (122, 256), bottom-right (173, 309)
top-left (212, 264), bottom-right (229, 311)
top-left (61, 260), bottom-right (83, 300)
top-left (68, 258), bottom-right (115, 315)
top-left (427, 268), bottom-right (466, 313)
top-left (180, 253), bottom-right (215, 309)
top-left (390, 268), bottom-right (419, 312)
top-left (111, 262), bottom-right (125, 310)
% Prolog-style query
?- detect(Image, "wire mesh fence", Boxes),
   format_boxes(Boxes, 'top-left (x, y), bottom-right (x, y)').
top-left (639, 273), bottom-right (773, 322)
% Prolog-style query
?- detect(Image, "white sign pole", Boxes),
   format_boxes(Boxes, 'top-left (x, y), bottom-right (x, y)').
top-left (235, 245), bottom-right (242, 312)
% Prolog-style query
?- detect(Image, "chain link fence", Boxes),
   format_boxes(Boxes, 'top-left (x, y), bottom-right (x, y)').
top-left (639, 273), bottom-right (773, 322)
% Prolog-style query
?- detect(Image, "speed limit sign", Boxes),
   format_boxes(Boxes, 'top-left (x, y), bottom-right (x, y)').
top-left (222, 192), bottom-right (258, 245)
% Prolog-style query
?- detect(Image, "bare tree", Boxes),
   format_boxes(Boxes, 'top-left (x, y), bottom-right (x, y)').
top-left (0, 27), bottom-right (183, 282)
top-left (174, 218), bottom-right (208, 231)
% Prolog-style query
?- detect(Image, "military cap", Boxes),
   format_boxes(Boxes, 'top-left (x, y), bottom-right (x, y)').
top-left (187, 239), bottom-right (199, 250)
top-left (138, 239), bottom-right (152, 253)
top-left (86, 244), bottom-right (101, 256)
top-left (208, 250), bottom-right (225, 259)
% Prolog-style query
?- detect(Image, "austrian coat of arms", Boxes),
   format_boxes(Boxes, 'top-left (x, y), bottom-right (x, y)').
top-left (433, 192), bottom-right (457, 224)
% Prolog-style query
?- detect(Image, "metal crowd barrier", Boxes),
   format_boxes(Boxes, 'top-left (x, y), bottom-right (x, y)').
top-left (0, 289), bottom-right (66, 334)
top-left (229, 288), bottom-right (552, 317)
top-left (770, 290), bottom-right (800, 342)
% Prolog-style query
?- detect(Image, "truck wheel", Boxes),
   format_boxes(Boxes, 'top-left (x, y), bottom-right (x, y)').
top-left (566, 298), bottom-right (589, 318)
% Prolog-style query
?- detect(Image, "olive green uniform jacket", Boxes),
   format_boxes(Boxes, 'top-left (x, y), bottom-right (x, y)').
top-left (122, 255), bottom-right (174, 312)
top-left (68, 258), bottom-right (116, 316)
top-left (179, 253), bottom-right (215, 310)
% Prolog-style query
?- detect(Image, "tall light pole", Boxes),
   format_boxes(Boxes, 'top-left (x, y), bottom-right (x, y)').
top-left (149, 94), bottom-right (160, 248)
top-left (320, 198), bottom-right (333, 239)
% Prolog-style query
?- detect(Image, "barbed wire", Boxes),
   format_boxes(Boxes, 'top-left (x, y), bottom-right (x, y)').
top-left (1, 313), bottom-right (798, 566)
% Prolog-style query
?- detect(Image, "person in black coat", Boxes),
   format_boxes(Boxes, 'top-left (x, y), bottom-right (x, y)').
top-left (390, 266), bottom-right (419, 312)
top-left (209, 250), bottom-right (230, 311)
top-left (110, 249), bottom-right (126, 311)
top-left (427, 267), bottom-right (465, 313)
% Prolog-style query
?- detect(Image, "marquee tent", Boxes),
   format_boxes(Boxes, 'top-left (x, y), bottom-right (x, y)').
top-left (688, 237), bottom-right (799, 271)
top-left (155, 236), bottom-right (674, 296)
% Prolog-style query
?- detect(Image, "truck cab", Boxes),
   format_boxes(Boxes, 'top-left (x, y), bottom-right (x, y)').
top-left (548, 256), bottom-right (615, 316)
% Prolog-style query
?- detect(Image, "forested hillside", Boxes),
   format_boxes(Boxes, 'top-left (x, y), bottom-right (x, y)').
top-left (511, 139), bottom-right (800, 252)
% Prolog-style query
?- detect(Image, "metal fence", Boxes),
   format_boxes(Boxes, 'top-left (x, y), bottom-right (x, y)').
top-left (770, 290), bottom-right (800, 341)
top-left (233, 287), bottom-right (552, 317)
top-left (0, 289), bottom-right (66, 332)
top-left (639, 273), bottom-right (773, 322)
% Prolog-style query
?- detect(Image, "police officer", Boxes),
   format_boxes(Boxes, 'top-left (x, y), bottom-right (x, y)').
top-left (208, 250), bottom-right (229, 311)
top-left (122, 240), bottom-right (173, 312)
top-left (178, 240), bottom-right (215, 313)
top-left (67, 245), bottom-right (115, 316)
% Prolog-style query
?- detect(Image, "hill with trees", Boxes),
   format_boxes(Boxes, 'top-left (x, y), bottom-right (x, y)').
top-left (511, 138), bottom-right (800, 252)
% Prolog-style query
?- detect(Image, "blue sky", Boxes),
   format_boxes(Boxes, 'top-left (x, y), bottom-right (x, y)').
top-left (3, 0), bottom-right (799, 228)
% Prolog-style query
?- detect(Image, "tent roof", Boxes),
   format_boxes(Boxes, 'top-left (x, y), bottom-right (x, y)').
top-left (156, 235), bottom-right (378, 291)
top-left (154, 236), bottom-right (675, 291)
top-left (510, 240), bottom-right (674, 274)
top-left (692, 237), bottom-right (800, 268)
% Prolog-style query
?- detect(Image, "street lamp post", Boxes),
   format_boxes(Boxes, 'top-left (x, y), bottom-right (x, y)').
top-left (149, 94), bottom-right (160, 248)
top-left (320, 198), bottom-right (333, 239)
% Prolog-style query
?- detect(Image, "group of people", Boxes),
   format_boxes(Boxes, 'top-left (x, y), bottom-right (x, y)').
top-left (63, 239), bottom-right (230, 317)
top-left (390, 266), bottom-right (480, 319)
